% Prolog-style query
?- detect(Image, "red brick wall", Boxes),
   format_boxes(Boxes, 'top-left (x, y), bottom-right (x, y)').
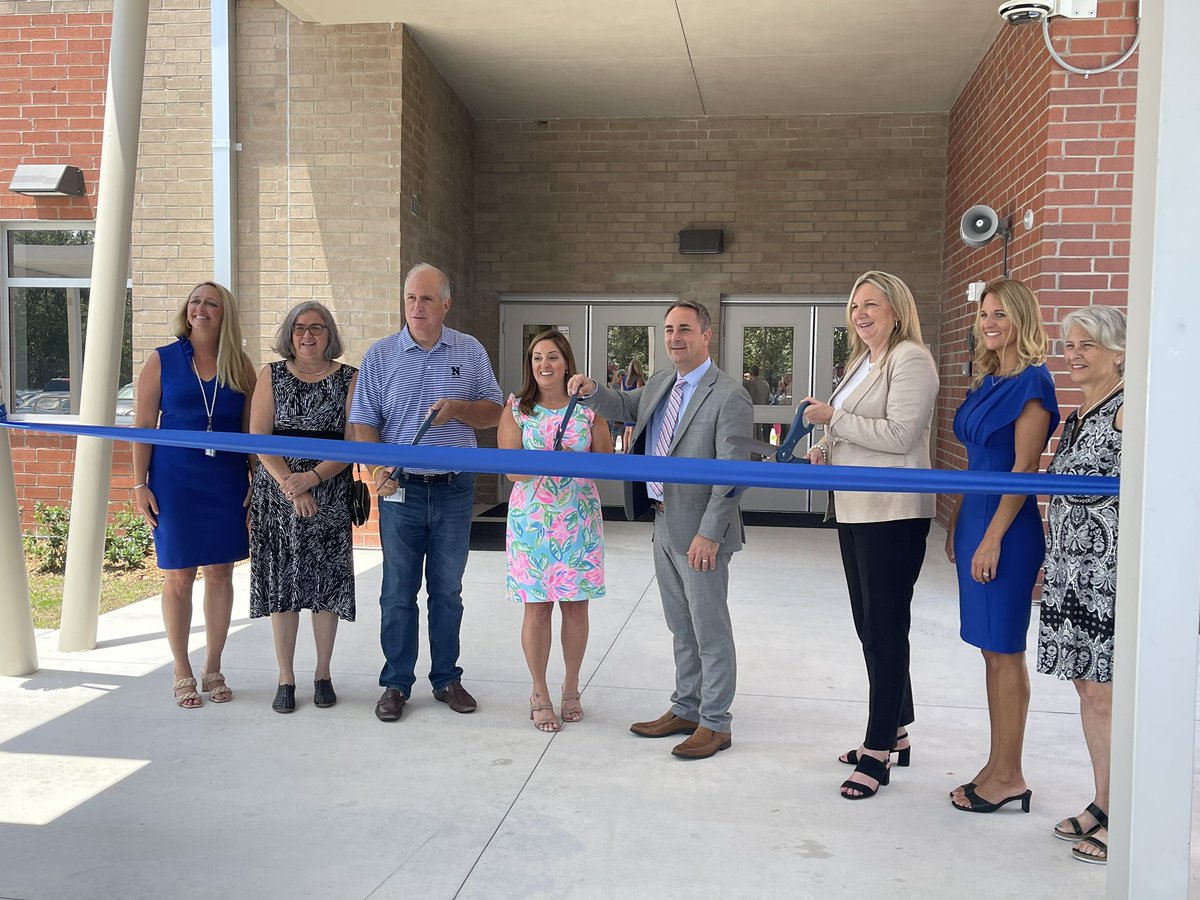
top-left (9, 430), bottom-right (136, 530)
top-left (0, 7), bottom-right (108, 220)
top-left (936, 0), bottom-right (1137, 522)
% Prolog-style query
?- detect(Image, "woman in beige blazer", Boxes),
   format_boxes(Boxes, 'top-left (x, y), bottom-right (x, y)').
top-left (802, 271), bottom-right (940, 800)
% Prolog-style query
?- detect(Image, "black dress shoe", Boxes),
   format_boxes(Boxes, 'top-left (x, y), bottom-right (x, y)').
top-left (272, 683), bottom-right (296, 714)
top-left (432, 681), bottom-right (477, 713)
top-left (313, 678), bottom-right (337, 708)
top-left (375, 688), bottom-right (406, 722)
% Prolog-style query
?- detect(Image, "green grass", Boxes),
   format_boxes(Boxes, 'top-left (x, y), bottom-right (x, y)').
top-left (26, 565), bottom-right (165, 630)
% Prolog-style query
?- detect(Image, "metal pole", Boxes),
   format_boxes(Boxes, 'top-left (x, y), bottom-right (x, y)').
top-left (0, 392), bottom-right (38, 675)
top-left (1108, 0), bottom-right (1200, 895)
top-left (59, 0), bottom-right (151, 651)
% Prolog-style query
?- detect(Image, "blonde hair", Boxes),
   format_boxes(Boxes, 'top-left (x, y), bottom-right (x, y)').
top-left (844, 271), bottom-right (925, 369)
top-left (170, 281), bottom-right (254, 394)
top-left (970, 277), bottom-right (1049, 389)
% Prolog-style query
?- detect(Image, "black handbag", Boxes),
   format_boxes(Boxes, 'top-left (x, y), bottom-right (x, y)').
top-left (350, 464), bottom-right (371, 527)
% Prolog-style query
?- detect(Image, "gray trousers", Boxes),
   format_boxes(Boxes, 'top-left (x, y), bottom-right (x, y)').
top-left (653, 512), bottom-right (737, 732)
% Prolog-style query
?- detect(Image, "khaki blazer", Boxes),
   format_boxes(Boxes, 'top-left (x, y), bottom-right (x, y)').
top-left (816, 340), bottom-right (939, 524)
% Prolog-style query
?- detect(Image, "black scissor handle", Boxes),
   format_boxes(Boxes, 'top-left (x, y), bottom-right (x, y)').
top-left (411, 408), bottom-right (438, 446)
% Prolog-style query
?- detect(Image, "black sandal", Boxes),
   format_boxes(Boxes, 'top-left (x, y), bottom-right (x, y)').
top-left (1072, 833), bottom-right (1108, 865)
top-left (313, 678), bottom-right (337, 709)
top-left (272, 683), bottom-right (296, 714)
top-left (840, 732), bottom-right (910, 768)
top-left (951, 785), bottom-right (1032, 813)
top-left (1054, 802), bottom-right (1107, 842)
top-left (840, 754), bottom-right (891, 800)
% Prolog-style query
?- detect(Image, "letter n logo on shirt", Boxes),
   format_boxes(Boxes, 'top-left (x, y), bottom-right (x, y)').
top-left (451, 366), bottom-right (461, 376)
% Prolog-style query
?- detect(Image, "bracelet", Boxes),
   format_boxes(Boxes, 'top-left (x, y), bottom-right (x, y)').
top-left (133, 482), bottom-right (147, 489)
top-left (818, 445), bottom-right (829, 463)
top-left (313, 468), bottom-right (323, 484)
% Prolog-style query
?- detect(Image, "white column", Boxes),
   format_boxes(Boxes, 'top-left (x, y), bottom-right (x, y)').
top-left (59, 0), bottom-right (151, 651)
top-left (1108, 0), bottom-right (1200, 895)
top-left (211, 0), bottom-right (237, 293)
top-left (0, 412), bottom-right (38, 675)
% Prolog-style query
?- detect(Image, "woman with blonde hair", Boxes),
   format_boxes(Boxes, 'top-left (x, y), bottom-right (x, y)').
top-left (945, 277), bottom-right (1059, 812)
top-left (803, 270), bottom-right (940, 800)
top-left (132, 281), bottom-right (256, 708)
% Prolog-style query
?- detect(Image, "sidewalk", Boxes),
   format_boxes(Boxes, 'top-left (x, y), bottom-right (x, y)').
top-left (0, 521), bottom-right (1188, 899)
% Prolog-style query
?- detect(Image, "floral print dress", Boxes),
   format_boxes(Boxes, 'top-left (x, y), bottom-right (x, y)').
top-left (506, 397), bottom-right (606, 603)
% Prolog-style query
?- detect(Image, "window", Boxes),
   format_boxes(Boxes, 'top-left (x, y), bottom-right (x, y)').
top-left (1, 224), bottom-right (133, 418)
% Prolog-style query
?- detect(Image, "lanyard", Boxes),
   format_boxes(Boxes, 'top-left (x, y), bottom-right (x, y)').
top-left (192, 361), bottom-right (218, 457)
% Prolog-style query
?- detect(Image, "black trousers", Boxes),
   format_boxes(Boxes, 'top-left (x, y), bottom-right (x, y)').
top-left (837, 517), bottom-right (931, 752)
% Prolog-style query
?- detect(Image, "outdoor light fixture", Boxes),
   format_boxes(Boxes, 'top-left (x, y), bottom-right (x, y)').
top-left (8, 164), bottom-right (86, 197)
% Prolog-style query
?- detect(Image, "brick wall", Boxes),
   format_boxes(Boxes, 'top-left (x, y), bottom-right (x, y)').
top-left (474, 114), bottom-right (949, 366)
top-left (936, 0), bottom-right (1138, 522)
top-left (9, 430), bottom-right (135, 529)
top-left (0, 0), bottom-right (109, 222)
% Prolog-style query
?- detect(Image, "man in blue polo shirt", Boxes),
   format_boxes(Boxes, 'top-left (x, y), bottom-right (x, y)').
top-left (350, 263), bottom-right (503, 723)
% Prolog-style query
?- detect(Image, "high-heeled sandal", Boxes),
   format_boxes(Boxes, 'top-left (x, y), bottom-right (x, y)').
top-left (840, 754), bottom-right (891, 800)
top-left (561, 690), bottom-right (583, 723)
top-left (201, 671), bottom-right (233, 703)
top-left (173, 677), bottom-right (202, 709)
top-left (951, 785), bottom-right (1032, 813)
top-left (839, 731), bottom-right (910, 767)
top-left (1055, 802), bottom-right (1107, 842)
top-left (530, 696), bottom-right (560, 733)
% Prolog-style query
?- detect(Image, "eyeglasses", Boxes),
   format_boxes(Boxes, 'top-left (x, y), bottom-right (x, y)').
top-left (292, 323), bottom-right (328, 336)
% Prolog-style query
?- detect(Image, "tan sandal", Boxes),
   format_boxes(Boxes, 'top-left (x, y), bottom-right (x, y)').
top-left (173, 677), bottom-right (202, 709)
top-left (530, 696), bottom-right (560, 733)
top-left (201, 671), bottom-right (233, 703)
top-left (561, 690), bottom-right (584, 723)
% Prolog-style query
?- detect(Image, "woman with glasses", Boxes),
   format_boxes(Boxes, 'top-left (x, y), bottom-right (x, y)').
top-left (249, 302), bottom-right (358, 714)
top-left (132, 281), bottom-right (256, 709)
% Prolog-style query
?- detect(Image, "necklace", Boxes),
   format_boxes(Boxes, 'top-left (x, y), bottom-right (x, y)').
top-left (290, 360), bottom-right (334, 379)
top-left (1078, 378), bottom-right (1124, 418)
top-left (192, 361), bottom-right (218, 457)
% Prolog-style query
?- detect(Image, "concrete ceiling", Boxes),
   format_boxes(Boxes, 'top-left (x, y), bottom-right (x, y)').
top-left (274, 0), bottom-right (1004, 120)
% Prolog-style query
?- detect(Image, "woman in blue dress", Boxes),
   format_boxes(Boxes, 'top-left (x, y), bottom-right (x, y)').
top-left (132, 282), bottom-right (256, 709)
top-left (945, 278), bottom-right (1059, 813)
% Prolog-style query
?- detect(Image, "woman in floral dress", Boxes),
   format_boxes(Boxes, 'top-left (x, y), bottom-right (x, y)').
top-left (498, 329), bottom-right (613, 732)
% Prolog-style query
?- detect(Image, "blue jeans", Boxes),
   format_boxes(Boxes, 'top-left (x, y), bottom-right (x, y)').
top-left (377, 473), bottom-right (474, 696)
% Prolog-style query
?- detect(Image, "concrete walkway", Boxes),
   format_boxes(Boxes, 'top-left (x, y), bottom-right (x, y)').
top-left (0, 521), bottom-right (1193, 899)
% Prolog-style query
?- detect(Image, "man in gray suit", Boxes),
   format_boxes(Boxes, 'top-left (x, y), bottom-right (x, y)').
top-left (568, 300), bottom-right (753, 759)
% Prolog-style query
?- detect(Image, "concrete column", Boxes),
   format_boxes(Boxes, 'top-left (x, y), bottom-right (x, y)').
top-left (211, 0), bottom-right (238, 293)
top-left (59, 0), bottom-right (151, 651)
top-left (1108, 0), bottom-right (1200, 895)
top-left (0, 403), bottom-right (38, 675)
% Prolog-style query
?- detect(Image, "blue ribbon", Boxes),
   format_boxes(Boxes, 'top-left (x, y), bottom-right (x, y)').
top-left (0, 419), bottom-right (1119, 497)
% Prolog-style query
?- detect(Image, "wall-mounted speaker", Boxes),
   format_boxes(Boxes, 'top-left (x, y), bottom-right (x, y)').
top-left (678, 229), bottom-right (724, 255)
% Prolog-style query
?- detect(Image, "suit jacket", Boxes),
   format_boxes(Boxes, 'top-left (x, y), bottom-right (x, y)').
top-left (816, 339), bottom-right (939, 524)
top-left (586, 361), bottom-right (753, 554)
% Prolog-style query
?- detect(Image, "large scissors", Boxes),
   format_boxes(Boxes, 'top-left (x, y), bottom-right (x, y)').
top-left (386, 407), bottom-right (440, 482)
top-left (725, 400), bottom-right (816, 464)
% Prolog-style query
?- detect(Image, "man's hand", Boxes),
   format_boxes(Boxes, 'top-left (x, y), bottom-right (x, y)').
top-left (429, 398), bottom-right (457, 426)
top-left (687, 534), bottom-right (721, 572)
top-left (566, 374), bottom-right (596, 397)
top-left (374, 465), bottom-right (398, 498)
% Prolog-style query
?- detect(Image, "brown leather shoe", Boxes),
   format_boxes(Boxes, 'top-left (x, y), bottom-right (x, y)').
top-left (629, 711), bottom-right (699, 738)
top-left (433, 681), bottom-right (477, 713)
top-left (671, 727), bottom-right (732, 759)
top-left (375, 688), bottom-right (406, 722)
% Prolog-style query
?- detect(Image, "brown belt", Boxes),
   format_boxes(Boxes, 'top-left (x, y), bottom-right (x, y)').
top-left (653, 501), bottom-right (666, 514)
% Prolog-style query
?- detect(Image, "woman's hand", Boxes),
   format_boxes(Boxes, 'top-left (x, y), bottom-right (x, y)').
top-left (805, 447), bottom-right (825, 465)
top-left (801, 397), bottom-right (834, 426)
top-left (280, 469), bottom-right (319, 499)
top-left (134, 484), bottom-right (158, 527)
top-left (292, 491), bottom-right (318, 518)
top-left (944, 529), bottom-right (956, 563)
top-left (970, 540), bottom-right (1000, 584)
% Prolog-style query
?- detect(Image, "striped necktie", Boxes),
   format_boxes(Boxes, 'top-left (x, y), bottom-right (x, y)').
top-left (647, 375), bottom-right (686, 498)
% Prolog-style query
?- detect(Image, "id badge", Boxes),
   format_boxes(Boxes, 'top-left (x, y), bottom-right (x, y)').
top-left (395, 487), bottom-right (405, 504)
top-left (205, 448), bottom-right (216, 458)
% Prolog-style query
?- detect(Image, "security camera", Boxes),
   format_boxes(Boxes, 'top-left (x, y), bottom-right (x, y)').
top-left (998, 0), bottom-right (1097, 24)
top-left (998, 0), bottom-right (1055, 24)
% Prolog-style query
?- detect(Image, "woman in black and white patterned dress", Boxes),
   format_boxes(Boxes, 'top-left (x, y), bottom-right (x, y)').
top-left (1037, 305), bottom-right (1125, 866)
top-left (250, 302), bottom-right (358, 714)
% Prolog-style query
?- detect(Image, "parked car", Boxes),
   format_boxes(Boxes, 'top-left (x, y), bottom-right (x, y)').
top-left (17, 391), bottom-right (72, 415)
top-left (115, 383), bottom-right (134, 425)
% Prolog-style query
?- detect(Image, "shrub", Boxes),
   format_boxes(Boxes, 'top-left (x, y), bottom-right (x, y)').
top-left (24, 503), bottom-right (153, 573)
